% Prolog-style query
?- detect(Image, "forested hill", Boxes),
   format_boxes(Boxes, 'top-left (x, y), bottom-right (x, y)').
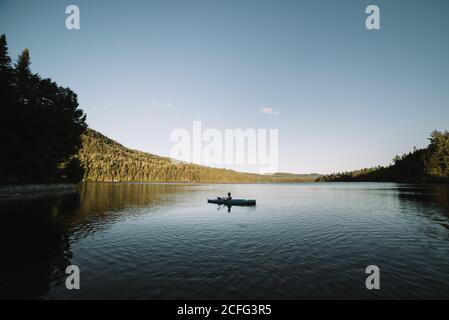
top-left (316, 130), bottom-right (449, 183)
top-left (0, 34), bottom-right (314, 185)
top-left (78, 129), bottom-right (315, 183)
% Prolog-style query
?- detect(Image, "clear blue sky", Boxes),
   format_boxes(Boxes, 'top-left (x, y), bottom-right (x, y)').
top-left (1, 0), bottom-right (448, 173)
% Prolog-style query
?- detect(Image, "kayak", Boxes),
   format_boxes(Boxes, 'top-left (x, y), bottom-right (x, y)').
top-left (208, 198), bottom-right (256, 206)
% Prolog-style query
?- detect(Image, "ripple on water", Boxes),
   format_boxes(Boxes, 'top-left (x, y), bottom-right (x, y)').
top-left (2, 182), bottom-right (449, 299)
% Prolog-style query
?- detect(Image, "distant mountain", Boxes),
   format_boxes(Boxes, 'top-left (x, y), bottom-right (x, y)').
top-left (268, 172), bottom-right (322, 181)
top-left (78, 129), bottom-right (315, 183)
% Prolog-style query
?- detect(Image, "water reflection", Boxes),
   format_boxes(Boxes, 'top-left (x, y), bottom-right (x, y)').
top-left (396, 184), bottom-right (449, 231)
top-left (428, 185), bottom-right (449, 215)
top-left (0, 183), bottom-right (190, 299)
top-left (0, 193), bottom-right (77, 299)
top-left (214, 204), bottom-right (233, 212)
top-left (67, 183), bottom-right (194, 240)
top-left (1, 182), bottom-right (449, 299)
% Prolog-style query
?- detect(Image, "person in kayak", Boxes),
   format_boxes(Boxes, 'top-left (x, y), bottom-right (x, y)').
top-left (217, 192), bottom-right (232, 201)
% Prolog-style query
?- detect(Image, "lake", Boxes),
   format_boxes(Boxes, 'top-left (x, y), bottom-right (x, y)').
top-left (1, 182), bottom-right (449, 299)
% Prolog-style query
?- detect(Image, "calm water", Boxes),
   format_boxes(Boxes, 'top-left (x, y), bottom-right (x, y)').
top-left (1, 182), bottom-right (449, 299)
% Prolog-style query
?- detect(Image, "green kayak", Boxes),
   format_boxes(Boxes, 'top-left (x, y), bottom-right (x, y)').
top-left (208, 198), bottom-right (256, 206)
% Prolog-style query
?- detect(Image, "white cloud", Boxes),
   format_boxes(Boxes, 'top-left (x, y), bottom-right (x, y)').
top-left (259, 107), bottom-right (279, 115)
top-left (152, 101), bottom-right (171, 109)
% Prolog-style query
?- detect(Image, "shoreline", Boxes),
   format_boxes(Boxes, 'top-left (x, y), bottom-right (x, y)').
top-left (1, 180), bottom-right (447, 198)
top-left (0, 183), bottom-right (77, 197)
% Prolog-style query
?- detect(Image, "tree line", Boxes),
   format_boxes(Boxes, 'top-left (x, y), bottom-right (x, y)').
top-left (4, 34), bottom-right (445, 185)
top-left (78, 128), bottom-right (312, 183)
top-left (1, 34), bottom-right (314, 185)
top-left (0, 34), bottom-right (87, 184)
top-left (316, 130), bottom-right (449, 183)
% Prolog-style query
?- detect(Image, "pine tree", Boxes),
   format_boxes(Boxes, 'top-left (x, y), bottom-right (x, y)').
top-left (0, 34), bottom-right (12, 71)
top-left (0, 35), bottom-right (17, 182)
top-left (15, 48), bottom-right (31, 75)
top-left (0, 34), bottom-right (13, 99)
